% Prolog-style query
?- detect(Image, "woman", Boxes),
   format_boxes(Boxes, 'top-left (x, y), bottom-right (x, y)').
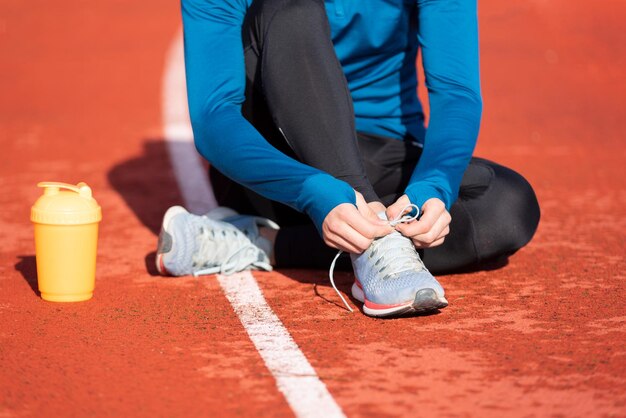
top-left (156, 0), bottom-right (540, 317)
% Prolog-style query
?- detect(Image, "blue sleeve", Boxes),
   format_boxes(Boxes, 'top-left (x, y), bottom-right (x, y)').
top-left (181, 0), bottom-right (356, 233)
top-left (405, 0), bottom-right (483, 210)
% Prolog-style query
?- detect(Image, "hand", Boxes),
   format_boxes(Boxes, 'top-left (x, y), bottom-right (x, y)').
top-left (386, 195), bottom-right (451, 248)
top-left (322, 191), bottom-right (393, 254)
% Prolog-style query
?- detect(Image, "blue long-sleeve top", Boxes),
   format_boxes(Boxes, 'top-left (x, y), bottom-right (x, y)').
top-left (182, 0), bottom-right (482, 233)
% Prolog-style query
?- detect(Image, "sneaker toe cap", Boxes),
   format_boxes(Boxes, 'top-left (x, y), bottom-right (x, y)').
top-left (367, 270), bottom-right (445, 306)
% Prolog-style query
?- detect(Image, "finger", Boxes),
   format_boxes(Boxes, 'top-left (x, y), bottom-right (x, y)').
top-left (355, 194), bottom-right (388, 225)
top-left (341, 201), bottom-right (392, 238)
top-left (413, 236), bottom-right (446, 249)
top-left (324, 237), bottom-right (358, 254)
top-left (325, 231), bottom-right (366, 254)
top-left (385, 194), bottom-right (411, 220)
top-left (411, 211), bottom-right (451, 245)
top-left (346, 209), bottom-right (393, 239)
top-left (336, 222), bottom-right (374, 253)
top-left (396, 208), bottom-right (440, 237)
top-left (324, 207), bottom-right (376, 252)
top-left (324, 228), bottom-right (359, 253)
top-left (396, 198), bottom-right (446, 237)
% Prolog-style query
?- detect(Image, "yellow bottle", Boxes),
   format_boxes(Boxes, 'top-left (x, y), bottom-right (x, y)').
top-left (30, 182), bottom-right (102, 302)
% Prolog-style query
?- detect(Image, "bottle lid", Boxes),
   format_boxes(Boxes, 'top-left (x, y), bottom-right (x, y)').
top-left (31, 182), bottom-right (102, 225)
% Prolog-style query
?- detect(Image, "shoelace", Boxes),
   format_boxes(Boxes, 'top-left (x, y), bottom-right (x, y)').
top-left (329, 204), bottom-right (420, 312)
top-left (369, 232), bottom-right (427, 280)
top-left (192, 221), bottom-right (272, 277)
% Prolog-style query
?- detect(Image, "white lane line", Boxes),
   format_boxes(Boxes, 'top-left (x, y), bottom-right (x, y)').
top-left (218, 273), bottom-right (346, 418)
top-left (162, 28), bottom-right (346, 418)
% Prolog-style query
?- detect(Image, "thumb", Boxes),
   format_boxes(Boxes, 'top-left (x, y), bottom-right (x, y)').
top-left (355, 192), bottom-right (387, 225)
top-left (386, 194), bottom-right (411, 221)
top-left (354, 192), bottom-right (393, 237)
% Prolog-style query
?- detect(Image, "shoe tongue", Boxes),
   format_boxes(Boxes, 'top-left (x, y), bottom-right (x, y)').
top-left (377, 211), bottom-right (389, 221)
top-left (220, 216), bottom-right (274, 262)
top-left (226, 217), bottom-right (260, 240)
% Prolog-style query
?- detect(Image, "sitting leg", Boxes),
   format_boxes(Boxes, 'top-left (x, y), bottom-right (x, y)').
top-left (420, 158), bottom-right (541, 274)
top-left (212, 0), bottom-right (381, 266)
top-left (241, 0), bottom-right (378, 202)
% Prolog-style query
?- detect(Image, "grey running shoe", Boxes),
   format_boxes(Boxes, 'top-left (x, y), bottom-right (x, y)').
top-left (156, 206), bottom-right (272, 276)
top-left (205, 207), bottom-right (279, 258)
top-left (350, 230), bottom-right (448, 318)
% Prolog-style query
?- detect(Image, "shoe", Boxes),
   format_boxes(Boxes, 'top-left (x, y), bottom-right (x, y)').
top-left (204, 207), bottom-right (279, 259)
top-left (350, 230), bottom-right (448, 317)
top-left (328, 207), bottom-right (448, 318)
top-left (349, 209), bottom-right (448, 317)
top-left (156, 206), bottom-right (273, 276)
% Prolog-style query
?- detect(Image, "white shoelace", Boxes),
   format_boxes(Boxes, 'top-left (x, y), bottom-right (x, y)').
top-left (192, 224), bottom-right (272, 277)
top-left (328, 204), bottom-right (420, 312)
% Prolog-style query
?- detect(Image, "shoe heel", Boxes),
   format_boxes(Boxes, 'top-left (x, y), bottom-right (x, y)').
top-left (162, 205), bottom-right (188, 231)
top-left (156, 206), bottom-right (188, 275)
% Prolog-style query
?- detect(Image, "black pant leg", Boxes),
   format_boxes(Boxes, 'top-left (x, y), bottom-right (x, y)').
top-left (356, 132), bottom-right (423, 206)
top-left (421, 158), bottom-right (540, 274)
top-left (350, 137), bottom-right (541, 273)
top-left (235, 0), bottom-right (378, 202)
top-left (212, 0), bottom-right (380, 223)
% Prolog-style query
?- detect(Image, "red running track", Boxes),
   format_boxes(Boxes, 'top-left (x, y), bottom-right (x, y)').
top-left (1, 0), bottom-right (624, 416)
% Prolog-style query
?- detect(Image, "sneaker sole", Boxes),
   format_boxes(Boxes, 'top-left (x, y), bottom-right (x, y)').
top-left (351, 281), bottom-right (448, 318)
top-left (155, 205), bottom-right (189, 275)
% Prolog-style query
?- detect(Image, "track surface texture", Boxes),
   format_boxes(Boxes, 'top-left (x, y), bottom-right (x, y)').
top-left (1, 0), bottom-right (625, 417)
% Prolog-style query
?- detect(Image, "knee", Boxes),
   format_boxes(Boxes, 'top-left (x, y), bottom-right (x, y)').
top-left (277, 0), bottom-right (327, 24)
top-left (261, 0), bottom-right (329, 45)
top-left (490, 164), bottom-right (540, 253)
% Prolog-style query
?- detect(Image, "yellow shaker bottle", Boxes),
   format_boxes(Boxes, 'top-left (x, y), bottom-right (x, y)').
top-left (30, 182), bottom-right (102, 302)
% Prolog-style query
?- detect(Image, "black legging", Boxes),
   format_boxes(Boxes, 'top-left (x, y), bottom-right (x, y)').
top-left (210, 0), bottom-right (540, 274)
